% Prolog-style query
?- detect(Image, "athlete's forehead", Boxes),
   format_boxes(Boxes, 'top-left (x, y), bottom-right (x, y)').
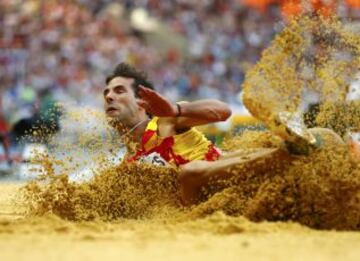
top-left (106, 76), bottom-right (134, 90)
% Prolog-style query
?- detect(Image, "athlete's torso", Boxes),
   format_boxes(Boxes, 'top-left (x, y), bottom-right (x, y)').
top-left (127, 117), bottom-right (221, 166)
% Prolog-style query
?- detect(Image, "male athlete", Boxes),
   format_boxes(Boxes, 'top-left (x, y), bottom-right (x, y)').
top-left (104, 63), bottom-right (345, 205)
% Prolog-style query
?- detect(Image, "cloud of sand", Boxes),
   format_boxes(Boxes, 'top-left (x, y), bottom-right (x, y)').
top-left (20, 15), bottom-right (360, 231)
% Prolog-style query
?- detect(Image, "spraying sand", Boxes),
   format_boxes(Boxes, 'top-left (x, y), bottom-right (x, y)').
top-left (1, 14), bottom-right (360, 261)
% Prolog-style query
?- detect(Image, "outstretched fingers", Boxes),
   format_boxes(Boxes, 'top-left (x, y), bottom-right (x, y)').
top-left (139, 85), bottom-right (161, 100)
top-left (139, 85), bottom-right (153, 97)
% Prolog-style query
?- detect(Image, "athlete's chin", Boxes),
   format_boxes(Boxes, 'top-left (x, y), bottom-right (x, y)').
top-left (105, 113), bottom-right (128, 127)
top-left (106, 116), bottom-right (124, 129)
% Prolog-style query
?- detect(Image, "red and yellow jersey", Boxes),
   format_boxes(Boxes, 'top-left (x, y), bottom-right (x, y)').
top-left (128, 117), bottom-right (221, 166)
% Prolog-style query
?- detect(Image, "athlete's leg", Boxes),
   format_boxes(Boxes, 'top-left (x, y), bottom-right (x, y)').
top-left (179, 127), bottom-right (345, 206)
top-left (219, 148), bottom-right (271, 160)
top-left (178, 147), bottom-right (292, 205)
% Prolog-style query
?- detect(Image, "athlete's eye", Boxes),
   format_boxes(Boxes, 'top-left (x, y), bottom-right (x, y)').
top-left (114, 86), bottom-right (126, 94)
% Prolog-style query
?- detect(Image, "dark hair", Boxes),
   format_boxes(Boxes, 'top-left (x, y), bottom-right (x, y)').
top-left (105, 63), bottom-right (154, 97)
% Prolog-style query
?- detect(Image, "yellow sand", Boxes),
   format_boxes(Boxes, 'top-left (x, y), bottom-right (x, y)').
top-left (3, 14), bottom-right (360, 261)
top-left (1, 183), bottom-right (360, 261)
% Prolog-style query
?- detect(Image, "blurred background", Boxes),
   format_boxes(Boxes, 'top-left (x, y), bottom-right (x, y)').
top-left (1, 0), bottom-right (360, 177)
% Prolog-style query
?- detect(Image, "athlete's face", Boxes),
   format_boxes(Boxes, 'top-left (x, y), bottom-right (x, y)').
top-left (103, 76), bottom-right (141, 126)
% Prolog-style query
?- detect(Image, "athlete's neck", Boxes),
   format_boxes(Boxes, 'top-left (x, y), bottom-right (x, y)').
top-left (130, 118), bottom-right (150, 143)
top-left (122, 117), bottom-right (149, 155)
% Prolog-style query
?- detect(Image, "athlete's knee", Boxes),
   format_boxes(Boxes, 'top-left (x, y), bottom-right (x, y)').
top-left (178, 161), bottom-right (211, 206)
top-left (179, 161), bottom-right (209, 185)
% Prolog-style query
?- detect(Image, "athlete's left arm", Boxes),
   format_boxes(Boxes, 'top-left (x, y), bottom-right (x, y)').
top-left (137, 86), bottom-right (231, 128)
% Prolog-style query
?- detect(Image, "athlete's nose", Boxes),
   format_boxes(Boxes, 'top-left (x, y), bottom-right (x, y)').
top-left (105, 92), bottom-right (114, 103)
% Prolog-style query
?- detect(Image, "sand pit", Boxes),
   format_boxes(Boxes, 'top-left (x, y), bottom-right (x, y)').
top-left (1, 182), bottom-right (360, 261)
top-left (2, 14), bottom-right (360, 261)
top-left (18, 129), bottom-right (360, 231)
top-left (1, 130), bottom-right (360, 260)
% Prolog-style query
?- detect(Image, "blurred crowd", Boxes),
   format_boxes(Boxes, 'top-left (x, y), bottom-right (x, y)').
top-left (1, 0), bottom-right (360, 161)
top-left (0, 0), bottom-right (283, 148)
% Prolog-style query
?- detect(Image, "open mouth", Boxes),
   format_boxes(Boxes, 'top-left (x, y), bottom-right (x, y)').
top-left (106, 107), bottom-right (118, 113)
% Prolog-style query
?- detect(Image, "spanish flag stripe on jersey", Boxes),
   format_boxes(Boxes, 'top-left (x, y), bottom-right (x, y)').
top-left (128, 117), bottom-right (221, 166)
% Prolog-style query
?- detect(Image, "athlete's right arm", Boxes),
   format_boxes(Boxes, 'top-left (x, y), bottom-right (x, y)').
top-left (174, 99), bottom-right (231, 129)
top-left (137, 86), bottom-right (231, 129)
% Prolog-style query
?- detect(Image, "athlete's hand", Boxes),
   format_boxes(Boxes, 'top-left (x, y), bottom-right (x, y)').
top-left (137, 86), bottom-right (178, 117)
